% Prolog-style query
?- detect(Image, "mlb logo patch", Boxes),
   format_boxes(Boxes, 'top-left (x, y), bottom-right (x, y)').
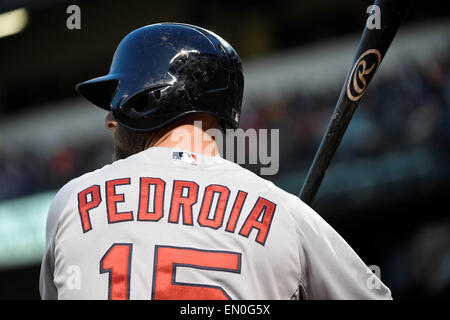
top-left (172, 151), bottom-right (198, 165)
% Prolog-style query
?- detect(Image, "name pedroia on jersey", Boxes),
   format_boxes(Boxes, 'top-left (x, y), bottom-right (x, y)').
top-left (77, 177), bottom-right (277, 246)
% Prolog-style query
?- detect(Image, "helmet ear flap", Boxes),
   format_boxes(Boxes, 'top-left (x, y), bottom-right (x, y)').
top-left (75, 78), bottom-right (118, 110)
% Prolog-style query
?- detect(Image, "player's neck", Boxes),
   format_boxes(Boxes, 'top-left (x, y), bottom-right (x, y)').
top-left (150, 122), bottom-right (220, 157)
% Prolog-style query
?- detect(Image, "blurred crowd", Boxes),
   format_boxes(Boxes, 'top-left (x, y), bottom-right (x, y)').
top-left (0, 140), bottom-right (111, 200)
top-left (241, 54), bottom-right (450, 172)
top-left (0, 54), bottom-right (449, 201)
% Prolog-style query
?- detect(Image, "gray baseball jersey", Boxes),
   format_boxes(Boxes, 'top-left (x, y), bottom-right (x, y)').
top-left (39, 146), bottom-right (392, 300)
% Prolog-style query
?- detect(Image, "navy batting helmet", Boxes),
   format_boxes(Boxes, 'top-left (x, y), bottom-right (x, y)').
top-left (75, 23), bottom-right (244, 131)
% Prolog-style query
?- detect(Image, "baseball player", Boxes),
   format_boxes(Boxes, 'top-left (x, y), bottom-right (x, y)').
top-left (39, 23), bottom-right (392, 300)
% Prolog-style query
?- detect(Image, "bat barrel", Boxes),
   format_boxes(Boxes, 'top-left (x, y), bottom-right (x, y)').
top-left (299, 0), bottom-right (411, 205)
top-left (299, 91), bottom-right (359, 204)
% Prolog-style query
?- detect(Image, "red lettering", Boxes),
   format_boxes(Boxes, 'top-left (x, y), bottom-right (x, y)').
top-left (100, 243), bottom-right (132, 300)
top-left (198, 185), bottom-right (230, 229)
top-left (239, 197), bottom-right (276, 245)
top-left (106, 178), bottom-right (133, 224)
top-left (152, 246), bottom-right (240, 300)
top-left (138, 177), bottom-right (165, 221)
top-left (77, 185), bottom-right (101, 233)
top-left (225, 190), bottom-right (248, 233)
top-left (168, 180), bottom-right (198, 225)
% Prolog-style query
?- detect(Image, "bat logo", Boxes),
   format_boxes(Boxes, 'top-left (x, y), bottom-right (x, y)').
top-left (346, 49), bottom-right (381, 101)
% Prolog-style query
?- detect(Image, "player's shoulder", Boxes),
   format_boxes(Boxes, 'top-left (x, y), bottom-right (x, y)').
top-left (62, 150), bottom-right (141, 187)
top-left (220, 159), bottom-right (313, 219)
top-left (45, 160), bottom-right (120, 234)
top-left (229, 162), bottom-right (327, 231)
top-left (50, 155), bottom-right (123, 210)
top-left (55, 163), bottom-right (108, 197)
top-left (259, 177), bottom-right (340, 241)
top-left (44, 173), bottom-right (86, 243)
top-left (261, 178), bottom-right (315, 224)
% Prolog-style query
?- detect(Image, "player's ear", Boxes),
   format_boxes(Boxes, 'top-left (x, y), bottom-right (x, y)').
top-left (105, 111), bottom-right (118, 132)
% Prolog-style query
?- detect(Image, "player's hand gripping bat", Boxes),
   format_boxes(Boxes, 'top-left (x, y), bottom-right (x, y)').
top-left (299, 0), bottom-right (412, 205)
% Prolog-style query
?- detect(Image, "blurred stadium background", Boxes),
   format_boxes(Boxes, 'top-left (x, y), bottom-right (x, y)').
top-left (0, 0), bottom-right (449, 299)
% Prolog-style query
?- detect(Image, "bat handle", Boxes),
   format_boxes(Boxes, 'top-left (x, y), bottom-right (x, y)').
top-left (299, 138), bottom-right (342, 206)
top-left (299, 158), bottom-right (326, 205)
top-left (299, 137), bottom-right (340, 205)
top-left (299, 96), bottom-right (358, 205)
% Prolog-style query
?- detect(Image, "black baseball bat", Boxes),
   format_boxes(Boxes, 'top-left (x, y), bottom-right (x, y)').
top-left (299, 0), bottom-right (412, 205)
